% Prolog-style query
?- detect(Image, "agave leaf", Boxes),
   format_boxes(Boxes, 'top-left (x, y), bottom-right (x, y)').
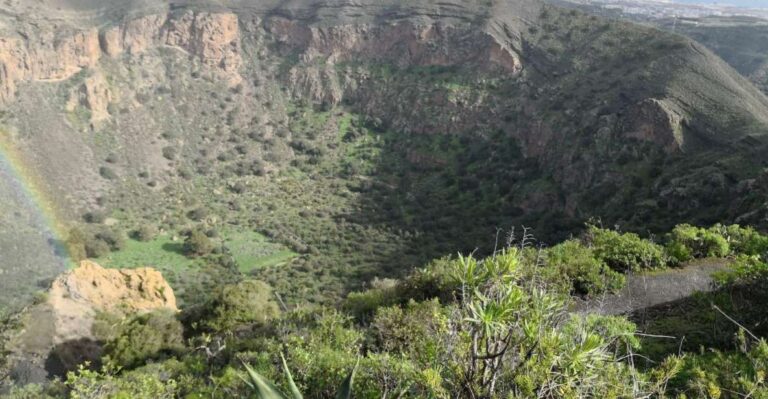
top-left (280, 353), bottom-right (304, 399)
top-left (241, 360), bottom-right (287, 399)
top-left (335, 357), bottom-right (360, 399)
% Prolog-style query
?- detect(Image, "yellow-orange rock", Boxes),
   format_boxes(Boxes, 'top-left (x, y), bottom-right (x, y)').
top-left (45, 261), bottom-right (176, 345)
top-left (0, 11), bottom-right (243, 103)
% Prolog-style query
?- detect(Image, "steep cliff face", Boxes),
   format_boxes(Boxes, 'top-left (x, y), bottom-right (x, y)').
top-left (266, 18), bottom-right (522, 73)
top-left (0, 30), bottom-right (100, 102)
top-left (0, 10), bottom-right (242, 104)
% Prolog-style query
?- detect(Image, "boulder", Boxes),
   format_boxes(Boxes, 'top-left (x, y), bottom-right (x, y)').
top-left (1, 261), bottom-right (177, 385)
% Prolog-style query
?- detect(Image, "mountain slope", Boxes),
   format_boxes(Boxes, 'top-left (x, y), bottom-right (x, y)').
top-left (0, 0), bottom-right (767, 307)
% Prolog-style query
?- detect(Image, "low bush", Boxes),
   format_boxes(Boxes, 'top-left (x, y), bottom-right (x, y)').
top-left (199, 280), bottom-right (281, 332)
top-left (721, 224), bottom-right (768, 257)
top-left (162, 146), bottom-right (178, 161)
top-left (132, 224), bottom-right (157, 242)
top-left (586, 225), bottom-right (667, 271)
top-left (666, 224), bottom-right (730, 263)
top-left (85, 238), bottom-right (111, 258)
top-left (182, 228), bottom-right (213, 257)
top-left (545, 240), bottom-right (625, 296)
top-left (713, 255), bottom-right (768, 286)
top-left (102, 309), bottom-right (185, 369)
top-left (95, 229), bottom-right (126, 251)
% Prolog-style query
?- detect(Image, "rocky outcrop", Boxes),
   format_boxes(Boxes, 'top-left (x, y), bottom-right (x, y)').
top-left (3, 261), bottom-right (176, 384)
top-left (624, 99), bottom-right (685, 152)
top-left (101, 11), bottom-right (242, 83)
top-left (0, 30), bottom-right (101, 102)
top-left (267, 18), bottom-right (521, 72)
top-left (46, 260), bottom-right (176, 345)
top-left (66, 71), bottom-right (113, 128)
top-left (0, 11), bottom-right (242, 104)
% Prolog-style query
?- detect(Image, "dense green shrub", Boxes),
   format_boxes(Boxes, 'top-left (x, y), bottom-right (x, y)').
top-left (669, 333), bottom-right (768, 398)
top-left (182, 228), bottom-right (213, 257)
top-left (586, 225), bottom-right (667, 271)
top-left (545, 240), bottom-right (625, 296)
top-left (132, 225), bottom-right (157, 242)
top-left (343, 257), bottom-right (459, 319)
top-left (721, 224), bottom-right (768, 256)
top-left (65, 228), bottom-right (88, 262)
top-left (102, 309), bottom-right (184, 369)
top-left (95, 229), bottom-right (126, 251)
top-left (65, 362), bottom-right (179, 399)
top-left (84, 238), bottom-right (110, 258)
top-left (370, 299), bottom-right (450, 366)
top-left (713, 255), bottom-right (768, 286)
top-left (200, 280), bottom-right (280, 332)
top-left (667, 224), bottom-right (730, 263)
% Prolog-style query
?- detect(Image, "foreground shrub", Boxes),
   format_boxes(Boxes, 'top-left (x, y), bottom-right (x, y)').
top-left (586, 225), bottom-right (667, 271)
top-left (545, 240), bottom-right (625, 296)
top-left (670, 332), bottom-right (768, 398)
top-left (343, 257), bottom-right (459, 319)
top-left (241, 354), bottom-right (357, 399)
top-left (65, 362), bottom-right (178, 399)
top-left (370, 299), bottom-right (451, 367)
top-left (102, 309), bottom-right (185, 369)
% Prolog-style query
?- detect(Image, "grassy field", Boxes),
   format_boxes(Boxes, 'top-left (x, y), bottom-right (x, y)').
top-left (95, 235), bottom-right (192, 271)
top-left (222, 229), bottom-right (298, 273)
top-left (96, 230), bottom-right (297, 274)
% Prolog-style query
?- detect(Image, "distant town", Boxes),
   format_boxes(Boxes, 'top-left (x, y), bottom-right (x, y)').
top-left (560, 0), bottom-right (768, 19)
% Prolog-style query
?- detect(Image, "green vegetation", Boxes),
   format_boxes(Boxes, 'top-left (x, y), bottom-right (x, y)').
top-left (6, 2), bottom-right (768, 395)
top-left (666, 224), bottom-right (768, 263)
top-left (95, 235), bottom-right (192, 272)
top-left (545, 239), bottom-right (625, 296)
top-left (101, 310), bottom-right (185, 369)
top-left (182, 228), bottom-right (213, 257)
top-left (586, 225), bottom-right (668, 271)
top-left (222, 230), bottom-right (297, 273)
top-left (194, 279), bottom-right (280, 333)
top-left (242, 354), bottom-right (357, 399)
top-left (8, 224), bottom-right (768, 397)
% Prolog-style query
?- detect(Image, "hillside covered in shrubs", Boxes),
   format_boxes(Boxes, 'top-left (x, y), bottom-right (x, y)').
top-left (4, 224), bottom-right (768, 398)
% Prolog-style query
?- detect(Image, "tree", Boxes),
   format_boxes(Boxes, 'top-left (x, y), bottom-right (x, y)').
top-left (183, 228), bottom-right (213, 257)
top-left (132, 225), bottom-right (157, 242)
top-left (65, 228), bottom-right (88, 262)
top-left (202, 280), bottom-right (280, 332)
top-left (85, 238), bottom-right (110, 258)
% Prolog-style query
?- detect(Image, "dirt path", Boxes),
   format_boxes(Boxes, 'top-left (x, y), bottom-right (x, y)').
top-left (577, 259), bottom-right (730, 315)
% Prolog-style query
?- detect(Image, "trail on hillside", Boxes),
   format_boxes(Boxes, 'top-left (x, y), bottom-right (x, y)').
top-left (578, 260), bottom-right (729, 315)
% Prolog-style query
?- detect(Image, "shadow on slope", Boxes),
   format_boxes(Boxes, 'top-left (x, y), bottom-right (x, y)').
top-left (632, 281), bottom-right (768, 363)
